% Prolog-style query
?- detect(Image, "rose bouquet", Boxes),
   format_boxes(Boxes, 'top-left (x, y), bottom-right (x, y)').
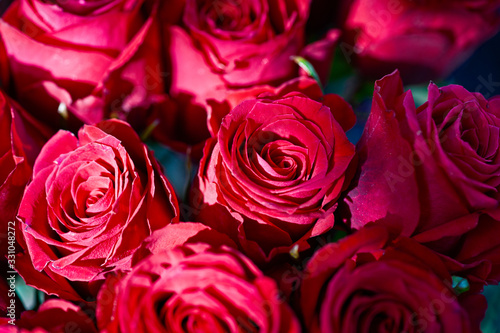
top-left (1, 0), bottom-right (500, 332)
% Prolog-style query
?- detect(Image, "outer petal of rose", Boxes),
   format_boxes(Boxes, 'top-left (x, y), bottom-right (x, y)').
top-left (168, 26), bottom-right (227, 104)
top-left (300, 29), bottom-right (340, 85)
top-left (1, 95), bottom-right (52, 251)
top-left (95, 272), bottom-right (124, 331)
top-left (32, 131), bottom-right (78, 176)
top-left (218, 32), bottom-right (302, 87)
top-left (454, 213), bottom-right (500, 283)
top-left (10, 99), bottom-right (53, 165)
top-left (2, 1), bottom-right (52, 32)
top-left (92, 120), bottom-right (179, 225)
top-left (15, 299), bottom-right (98, 332)
top-left (343, 71), bottom-right (420, 236)
top-left (206, 77), bottom-right (325, 137)
top-left (459, 293), bottom-right (487, 333)
top-left (322, 93), bottom-right (356, 132)
top-left (6, 0), bottom-right (143, 51)
top-left (412, 213), bottom-right (480, 245)
top-left (0, 122), bottom-right (30, 249)
top-left (0, 36), bottom-right (9, 87)
top-left (0, 161), bottom-right (28, 240)
top-left (38, 8), bottom-right (142, 52)
top-left (131, 222), bottom-right (237, 264)
top-left (300, 226), bottom-right (389, 328)
top-left (194, 140), bottom-right (238, 232)
top-left (279, 303), bottom-right (301, 333)
top-left (45, 258), bottom-right (106, 282)
top-left (17, 164), bottom-right (66, 271)
top-left (0, 20), bottom-right (111, 85)
top-left (236, 213), bottom-right (336, 265)
top-left (93, 120), bottom-right (144, 163)
top-left (98, 1), bottom-right (164, 98)
top-left (0, 20), bottom-right (112, 122)
top-left (383, 237), bottom-right (453, 283)
top-left (15, 252), bottom-right (82, 301)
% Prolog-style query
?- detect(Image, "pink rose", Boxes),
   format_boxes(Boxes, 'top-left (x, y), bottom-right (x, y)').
top-left (192, 93), bottom-right (356, 264)
top-left (131, 222), bottom-right (238, 262)
top-left (0, 0), bottom-right (165, 130)
top-left (97, 244), bottom-right (300, 333)
top-left (342, 70), bottom-right (500, 283)
top-left (156, 0), bottom-right (340, 152)
top-left (300, 226), bottom-right (486, 333)
top-left (16, 119), bottom-right (179, 301)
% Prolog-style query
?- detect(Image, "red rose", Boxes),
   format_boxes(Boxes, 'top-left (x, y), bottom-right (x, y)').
top-left (97, 244), bottom-right (300, 333)
top-left (342, 70), bottom-right (500, 283)
top-left (0, 90), bottom-right (52, 256)
top-left (15, 119), bottom-right (179, 301)
top-left (0, 299), bottom-right (97, 332)
top-left (0, 0), bottom-right (165, 130)
top-left (157, 0), bottom-right (340, 151)
top-left (299, 227), bottom-right (486, 333)
top-left (191, 93), bottom-right (356, 264)
top-left (343, 0), bottom-right (500, 83)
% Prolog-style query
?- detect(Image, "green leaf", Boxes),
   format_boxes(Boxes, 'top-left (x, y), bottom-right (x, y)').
top-left (289, 244), bottom-right (300, 260)
top-left (451, 276), bottom-right (470, 295)
top-left (140, 119), bottom-right (160, 142)
top-left (57, 103), bottom-right (69, 120)
top-left (290, 56), bottom-right (322, 90)
top-left (15, 276), bottom-right (43, 311)
top-left (329, 230), bottom-right (348, 243)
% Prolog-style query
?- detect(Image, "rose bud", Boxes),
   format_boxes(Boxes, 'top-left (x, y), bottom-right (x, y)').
top-left (15, 119), bottom-right (179, 301)
top-left (191, 93), bottom-right (356, 264)
top-left (342, 70), bottom-right (500, 284)
top-left (97, 244), bottom-right (300, 333)
top-left (299, 226), bottom-right (486, 333)
top-left (0, 0), bottom-right (166, 131)
top-left (342, 0), bottom-right (500, 83)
